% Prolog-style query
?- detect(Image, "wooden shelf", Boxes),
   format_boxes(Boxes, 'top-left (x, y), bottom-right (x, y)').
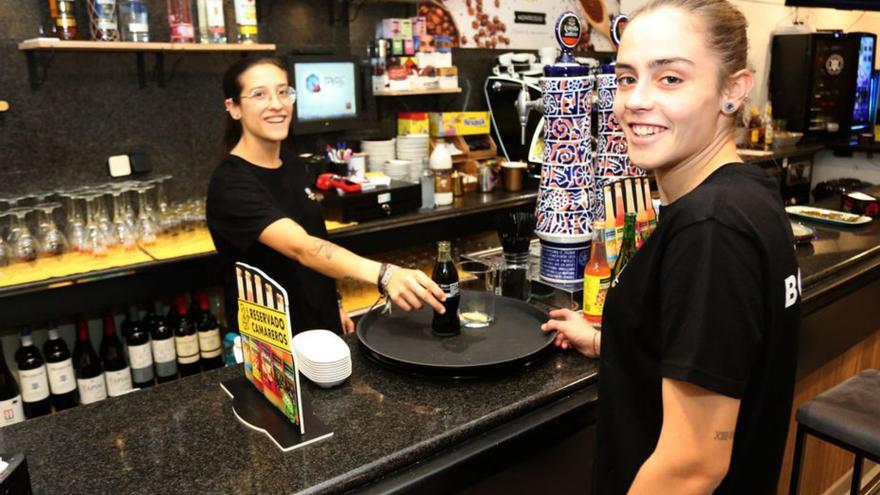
top-left (373, 87), bottom-right (462, 96)
top-left (18, 38), bottom-right (276, 52)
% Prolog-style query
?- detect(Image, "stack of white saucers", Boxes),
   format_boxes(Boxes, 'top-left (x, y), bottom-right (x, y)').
top-left (384, 159), bottom-right (411, 181)
top-left (291, 330), bottom-right (352, 388)
top-left (361, 139), bottom-right (396, 172)
top-left (396, 134), bottom-right (430, 163)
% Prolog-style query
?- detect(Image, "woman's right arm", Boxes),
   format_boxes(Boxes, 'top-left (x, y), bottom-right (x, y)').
top-left (259, 217), bottom-right (446, 313)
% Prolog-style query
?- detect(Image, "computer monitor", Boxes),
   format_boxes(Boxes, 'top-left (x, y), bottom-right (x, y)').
top-left (288, 55), bottom-right (363, 135)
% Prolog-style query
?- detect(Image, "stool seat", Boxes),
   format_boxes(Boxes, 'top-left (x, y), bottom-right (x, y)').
top-left (796, 369), bottom-right (880, 458)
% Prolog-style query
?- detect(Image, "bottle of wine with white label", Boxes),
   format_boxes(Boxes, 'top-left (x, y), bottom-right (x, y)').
top-left (0, 340), bottom-right (25, 428)
top-left (148, 303), bottom-right (177, 383)
top-left (100, 314), bottom-right (133, 397)
top-left (15, 326), bottom-right (51, 418)
top-left (191, 292), bottom-right (223, 370)
top-left (122, 306), bottom-right (154, 388)
top-left (43, 323), bottom-right (78, 411)
top-left (171, 296), bottom-right (200, 377)
top-left (73, 319), bottom-right (107, 405)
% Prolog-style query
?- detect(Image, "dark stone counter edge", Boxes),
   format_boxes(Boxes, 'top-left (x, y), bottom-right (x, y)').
top-left (305, 372), bottom-right (598, 495)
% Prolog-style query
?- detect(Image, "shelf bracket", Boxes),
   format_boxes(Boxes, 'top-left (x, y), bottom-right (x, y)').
top-left (135, 52), bottom-right (147, 88)
top-left (25, 50), bottom-right (56, 91)
top-left (154, 52), bottom-right (166, 88)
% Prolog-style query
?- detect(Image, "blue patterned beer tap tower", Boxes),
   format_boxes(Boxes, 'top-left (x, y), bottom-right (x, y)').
top-left (535, 12), bottom-right (594, 285)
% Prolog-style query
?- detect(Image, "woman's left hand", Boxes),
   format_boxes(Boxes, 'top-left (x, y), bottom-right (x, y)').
top-left (340, 308), bottom-right (355, 334)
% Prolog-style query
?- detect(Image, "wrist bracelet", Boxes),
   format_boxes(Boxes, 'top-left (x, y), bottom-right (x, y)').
top-left (592, 331), bottom-right (600, 357)
top-left (378, 263), bottom-right (393, 296)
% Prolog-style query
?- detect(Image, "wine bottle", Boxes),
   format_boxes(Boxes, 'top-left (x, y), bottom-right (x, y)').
top-left (43, 323), bottom-right (78, 411)
top-left (431, 241), bottom-right (460, 337)
top-left (73, 319), bottom-right (107, 405)
top-left (167, 0), bottom-right (195, 42)
top-left (148, 303), bottom-right (177, 383)
top-left (583, 221), bottom-right (611, 329)
top-left (122, 307), bottom-right (154, 388)
top-left (172, 296), bottom-right (201, 376)
top-left (15, 326), bottom-right (52, 418)
top-left (101, 315), bottom-right (133, 397)
top-left (612, 213), bottom-right (638, 283)
top-left (192, 293), bottom-right (224, 370)
top-left (0, 340), bottom-right (25, 428)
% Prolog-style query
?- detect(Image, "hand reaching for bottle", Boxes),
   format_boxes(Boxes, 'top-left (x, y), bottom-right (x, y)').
top-left (385, 266), bottom-right (447, 313)
top-left (541, 308), bottom-right (601, 358)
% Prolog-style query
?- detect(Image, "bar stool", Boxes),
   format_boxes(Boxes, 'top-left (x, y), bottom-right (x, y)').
top-left (789, 369), bottom-right (880, 495)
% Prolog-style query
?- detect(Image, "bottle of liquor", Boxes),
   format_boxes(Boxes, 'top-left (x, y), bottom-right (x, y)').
top-left (634, 179), bottom-right (649, 248)
top-left (583, 221), bottom-right (611, 329)
top-left (15, 327), bottom-right (52, 419)
top-left (612, 213), bottom-right (638, 282)
top-left (431, 241), bottom-right (460, 337)
top-left (73, 319), bottom-right (107, 405)
top-left (748, 106), bottom-right (762, 149)
top-left (88, 0), bottom-right (120, 41)
top-left (192, 293), bottom-right (224, 370)
top-left (763, 103), bottom-right (774, 151)
top-left (48, 0), bottom-right (79, 40)
top-left (171, 296), bottom-right (201, 376)
top-left (100, 315), bottom-right (133, 397)
top-left (642, 177), bottom-right (657, 233)
top-left (122, 307), bottom-right (154, 388)
top-left (0, 340), bottom-right (25, 428)
top-left (167, 0), bottom-right (195, 42)
top-left (43, 323), bottom-right (78, 411)
top-left (233, 0), bottom-right (258, 44)
top-left (118, 0), bottom-right (149, 42)
top-left (148, 303), bottom-right (177, 383)
top-left (614, 181), bottom-right (625, 249)
top-left (603, 185), bottom-right (618, 267)
top-left (197, 0), bottom-right (226, 43)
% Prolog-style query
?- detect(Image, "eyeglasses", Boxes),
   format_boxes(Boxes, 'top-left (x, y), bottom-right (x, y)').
top-left (240, 86), bottom-right (296, 105)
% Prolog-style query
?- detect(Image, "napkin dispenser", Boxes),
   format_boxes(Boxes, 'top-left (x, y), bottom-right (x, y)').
top-left (841, 191), bottom-right (879, 217)
top-left (0, 453), bottom-right (31, 495)
top-left (320, 180), bottom-right (421, 223)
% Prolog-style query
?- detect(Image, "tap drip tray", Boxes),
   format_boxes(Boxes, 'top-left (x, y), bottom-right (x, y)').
top-left (356, 292), bottom-right (556, 379)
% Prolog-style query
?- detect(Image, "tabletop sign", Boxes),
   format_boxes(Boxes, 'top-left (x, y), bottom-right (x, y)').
top-left (234, 262), bottom-right (305, 435)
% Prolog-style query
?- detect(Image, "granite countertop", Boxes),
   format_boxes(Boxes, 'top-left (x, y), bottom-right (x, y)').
top-left (0, 334), bottom-right (598, 494)
top-left (794, 186), bottom-right (880, 313)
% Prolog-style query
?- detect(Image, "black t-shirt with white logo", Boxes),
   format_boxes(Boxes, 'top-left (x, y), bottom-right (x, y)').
top-left (595, 163), bottom-right (801, 494)
top-left (206, 151), bottom-right (342, 335)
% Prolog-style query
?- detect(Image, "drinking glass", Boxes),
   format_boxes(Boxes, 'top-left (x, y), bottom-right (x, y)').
top-left (458, 260), bottom-right (499, 328)
top-left (110, 186), bottom-right (137, 250)
top-left (5, 207), bottom-right (41, 263)
top-left (81, 192), bottom-right (109, 257)
top-left (134, 185), bottom-right (159, 245)
top-left (34, 202), bottom-right (69, 257)
top-left (61, 190), bottom-right (88, 252)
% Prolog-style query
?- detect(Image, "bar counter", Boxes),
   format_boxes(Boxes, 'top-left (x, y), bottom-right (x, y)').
top-left (2, 186), bottom-right (878, 494)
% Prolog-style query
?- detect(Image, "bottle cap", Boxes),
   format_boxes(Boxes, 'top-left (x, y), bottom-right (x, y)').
top-left (20, 326), bottom-right (33, 346)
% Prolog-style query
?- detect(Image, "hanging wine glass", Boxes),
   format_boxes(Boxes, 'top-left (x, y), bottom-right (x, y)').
top-left (94, 186), bottom-right (116, 250)
top-left (35, 202), bottom-right (69, 257)
top-left (61, 190), bottom-right (88, 253)
top-left (133, 184), bottom-right (159, 245)
top-left (81, 192), bottom-right (109, 257)
top-left (109, 186), bottom-right (137, 250)
top-left (5, 207), bottom-right (41, 263)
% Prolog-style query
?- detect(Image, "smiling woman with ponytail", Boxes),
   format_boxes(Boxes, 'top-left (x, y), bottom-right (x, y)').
top-left (206, 57), bottom-right (446, 337)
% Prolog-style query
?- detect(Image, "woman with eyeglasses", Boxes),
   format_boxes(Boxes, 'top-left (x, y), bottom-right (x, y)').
top-left (206, 57), bottom-right (446, 336)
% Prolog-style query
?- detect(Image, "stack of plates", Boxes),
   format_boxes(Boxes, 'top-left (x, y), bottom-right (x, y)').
top-left (362, 139), bottom-right (396, 172)
top-left (384, 159), bottom-right (411, 181)
top-left (396, 134), bottom-right (429, 162)
top-left (291, 330), bottom-right (352, 388)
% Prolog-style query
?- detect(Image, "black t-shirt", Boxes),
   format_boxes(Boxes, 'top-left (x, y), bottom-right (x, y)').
top-left (595, 163), bottom-right (801, 494)
top-left (206, 151), bottom-right (342, 335)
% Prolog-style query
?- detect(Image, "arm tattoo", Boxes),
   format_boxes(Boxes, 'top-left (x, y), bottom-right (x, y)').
top-left (309, 239), bottom-right (339, 261)
top-left (714, 431), bottom-right (734, 441)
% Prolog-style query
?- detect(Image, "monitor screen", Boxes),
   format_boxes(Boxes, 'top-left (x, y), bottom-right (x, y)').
top-left (293, 61), bottom-right (358, 122)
